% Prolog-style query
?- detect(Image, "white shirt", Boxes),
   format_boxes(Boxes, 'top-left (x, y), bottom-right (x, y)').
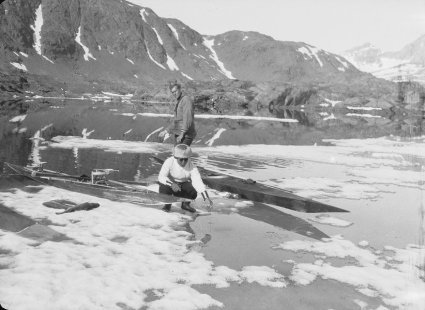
top-left (158, 157), bottom-right (206, 193)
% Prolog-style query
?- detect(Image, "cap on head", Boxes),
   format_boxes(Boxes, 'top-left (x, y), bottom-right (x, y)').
top-left (173, 144), bottom-right (192, 158)
top-left (169, 82), bottom-right (181, 91)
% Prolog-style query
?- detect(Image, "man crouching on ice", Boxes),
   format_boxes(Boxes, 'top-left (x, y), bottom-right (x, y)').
top-left (158, 144), bottom-right (214, 213)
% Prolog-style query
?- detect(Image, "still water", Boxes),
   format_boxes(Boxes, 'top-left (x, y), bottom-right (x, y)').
top-left (0, 98), bottom-right (424, 310)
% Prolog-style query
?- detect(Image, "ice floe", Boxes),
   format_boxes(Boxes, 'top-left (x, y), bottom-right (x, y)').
top-left (275, 236), bottom-right (425, 309)
top-left (0, 186), bottom-right (287, 310)
top-left (130, 112), bottom-right (298, 123)
top-left (9, 114), bottom-right (27, 123)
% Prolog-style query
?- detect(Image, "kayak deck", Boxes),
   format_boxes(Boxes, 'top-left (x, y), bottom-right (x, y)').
top-left (3, 162), bottom-right (179, 206)
top-left (153, 155), bottom-right (348, 213)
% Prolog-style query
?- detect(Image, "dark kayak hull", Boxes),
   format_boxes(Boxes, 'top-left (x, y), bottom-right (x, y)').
top-left (153, 156), bottom-right (348, 213)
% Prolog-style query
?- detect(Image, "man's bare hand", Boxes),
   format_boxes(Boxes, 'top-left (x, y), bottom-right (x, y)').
top-left (171, 183), bottom-right (181, 192)
top-left (158, 130), bottom-right (168, 138)
top-left (204, 198), bottom-right (213, 211)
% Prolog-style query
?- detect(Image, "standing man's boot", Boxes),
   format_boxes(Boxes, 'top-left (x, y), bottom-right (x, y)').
top-left (162, 204), bottom-right (171, 212)
top-left (181, 201), bottom-right (196, 213)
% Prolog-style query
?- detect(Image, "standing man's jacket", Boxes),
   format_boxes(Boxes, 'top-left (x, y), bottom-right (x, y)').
top-left (172, 95), bottom-right (196, 139)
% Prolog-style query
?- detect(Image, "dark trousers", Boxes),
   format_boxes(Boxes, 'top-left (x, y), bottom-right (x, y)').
top-left (159, 182), bottom-right (197, 200)
top-left (174, 134), bottom-right (193, 146)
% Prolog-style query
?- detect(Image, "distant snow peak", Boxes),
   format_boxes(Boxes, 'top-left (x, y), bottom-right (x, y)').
top-left (298, 45), bottom-right (323, 67)
top-left (203, 37), bottom-right (235, 79)
top-left (243, 36), bottom-right (249, 41)
top-left (10, 62), bottom-right (28, 72)
top-left (168, 23), bottom-right (186, 50)
top-left (75, 26), bottom-right (96, 61)
top-left (30, 4), bottom-right (43, 55)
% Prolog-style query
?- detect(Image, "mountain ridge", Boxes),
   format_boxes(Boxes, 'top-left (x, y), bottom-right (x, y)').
top-left (342, 34), bottom-right (425, 85)
top-left (1, 0), bottom-right (420, 109)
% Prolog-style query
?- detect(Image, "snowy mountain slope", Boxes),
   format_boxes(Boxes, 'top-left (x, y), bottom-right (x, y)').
top-left (342, 35), bottom-right (425, 85)
top-left (0, 0), bottom-right (369, 87)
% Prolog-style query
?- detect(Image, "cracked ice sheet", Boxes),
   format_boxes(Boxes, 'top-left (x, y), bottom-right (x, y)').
top-left (275, 236), bottom-right (425, 309)
top-left (0, 186), bottom-right (286, 310)
top-left (47, 135), bottom-right (424, 194)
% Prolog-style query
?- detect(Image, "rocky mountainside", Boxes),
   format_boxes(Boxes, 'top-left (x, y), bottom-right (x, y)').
top-left (1, 0), bottom-right (377, 84)
top-left (0, 0), bottom-right (415, 109)
top-left (342, 35), bottom-right (425, 85)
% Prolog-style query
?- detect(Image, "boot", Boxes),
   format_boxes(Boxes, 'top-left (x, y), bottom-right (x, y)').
top-left (162, 204), bottom-right (171, 212)
top-left (181, 201), bottom-right (196, 213)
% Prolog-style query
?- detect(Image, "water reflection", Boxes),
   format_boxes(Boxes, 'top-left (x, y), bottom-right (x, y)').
top-left (1, 98), bottom-right (424, 168)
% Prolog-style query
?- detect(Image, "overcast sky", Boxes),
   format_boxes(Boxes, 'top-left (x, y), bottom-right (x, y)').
top-left (128, 0), bottom-right (425, 54)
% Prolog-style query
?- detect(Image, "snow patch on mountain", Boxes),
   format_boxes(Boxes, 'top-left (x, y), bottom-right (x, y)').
top-left (75, 26), bottom-right (96, 61)
top-left (168, 23), bottom-right (186, 50)
top-left (152, 27), bottom-right (163, 45)
top-left (298, 45), bottom-right (323, 67)
top-left (181, 72), bottom-right (193, 80)
top-left (145, 43), bottom-right (166, 70)
top-left (139, 8), bottom-right (148, 23)
top-left (166, 55), bottom-right (179, 71)
top-left (10, 62), bottom-right (28, 72)
top-left (335, 56), bottom-right (349, 72)
top-left (30, 4), bottom-right (43, 55)
top-left (203, 38), bottom-right (235, 79)
top-left (42, 55), bottom-right (54, 64)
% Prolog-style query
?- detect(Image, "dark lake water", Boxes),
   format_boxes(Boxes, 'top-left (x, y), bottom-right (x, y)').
top-left (1, 98), bottom-right (423, 176)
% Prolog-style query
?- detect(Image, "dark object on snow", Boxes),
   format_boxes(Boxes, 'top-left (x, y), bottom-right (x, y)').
top-left (56, 202), bottom-right (100, 214)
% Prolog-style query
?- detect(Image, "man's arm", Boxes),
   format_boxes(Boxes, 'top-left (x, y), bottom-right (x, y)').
top-left (158, 158), bottom-right (174, 185)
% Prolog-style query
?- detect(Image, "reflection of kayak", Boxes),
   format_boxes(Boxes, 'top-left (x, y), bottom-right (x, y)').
top-left (4, 162), bottom-right (180, 207)
top-left (153, 156), bottom-right (348, 213)
top-left (208, 198), bottom-right (329, 240)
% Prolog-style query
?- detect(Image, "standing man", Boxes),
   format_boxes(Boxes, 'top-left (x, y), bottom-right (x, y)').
top-left (159, 82), bottom-right (196, 146)
top-left (158, 144), bottom-right (213, 213)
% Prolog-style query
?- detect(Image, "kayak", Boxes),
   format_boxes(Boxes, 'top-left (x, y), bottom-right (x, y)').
top-left (3, 162), bottom-right (180, 207)
top-left (152, 155), bottom-right (348, 213)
